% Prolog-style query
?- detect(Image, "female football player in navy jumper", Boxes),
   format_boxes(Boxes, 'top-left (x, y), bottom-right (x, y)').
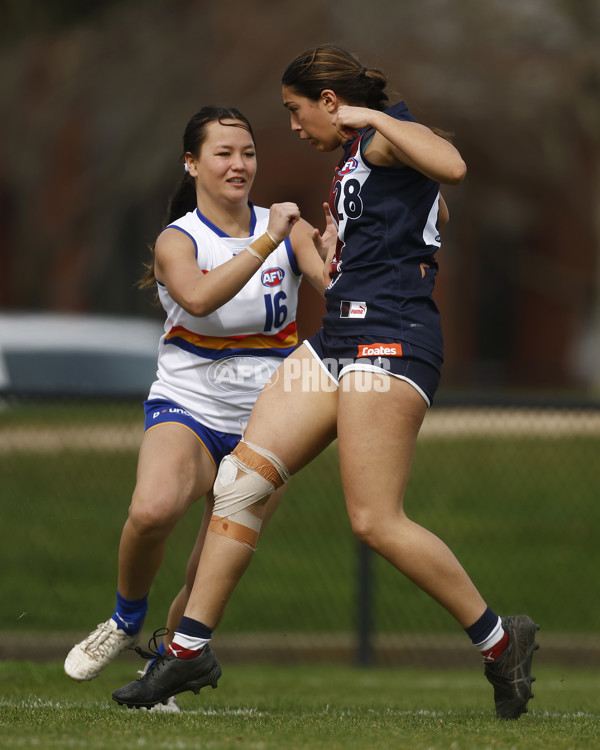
top-left (113, 49), bottom-right (538, 719)
top-left (64, 106), bottom-right (330, 691)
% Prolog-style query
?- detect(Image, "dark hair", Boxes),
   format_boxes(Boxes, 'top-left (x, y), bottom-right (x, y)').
top-left (282, 45), bottom-right (388, 111)
top-left (139, 106), bottom-right (255, 289)
top-left (283, 46), bottom-right (454, 147)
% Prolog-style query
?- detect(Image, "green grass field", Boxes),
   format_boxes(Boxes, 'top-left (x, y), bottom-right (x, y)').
top-left (2, 401), bottom-right (600, 746)
top-left (1, 661), bottom-right (600, 749)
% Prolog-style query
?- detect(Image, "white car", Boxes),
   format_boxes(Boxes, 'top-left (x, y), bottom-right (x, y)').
top-left (0, 313), bottom-right (163, 396)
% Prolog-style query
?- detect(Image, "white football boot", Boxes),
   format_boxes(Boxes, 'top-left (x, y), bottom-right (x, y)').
top-left (64, 618), bottom-right (139, 681)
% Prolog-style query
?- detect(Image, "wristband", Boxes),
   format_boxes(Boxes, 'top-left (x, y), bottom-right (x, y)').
top-left (246, 232), bottom-right (279, 263)
top-left (246, 246), bottom-right (266, 262)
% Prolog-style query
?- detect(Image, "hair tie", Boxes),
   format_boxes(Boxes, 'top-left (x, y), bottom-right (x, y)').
top-left (360, 66), bottom-right (367, 76)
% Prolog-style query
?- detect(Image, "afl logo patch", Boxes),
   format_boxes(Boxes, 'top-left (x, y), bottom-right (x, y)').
top-left (261, 267), bottom-right (285, 287)
top-left (338, 158), bottom-right (358, 176)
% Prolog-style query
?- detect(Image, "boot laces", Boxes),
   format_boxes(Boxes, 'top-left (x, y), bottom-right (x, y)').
top-left (132, 627), bottom-right (169, 659)
top-left (82, 621), bottom-right (124, 657)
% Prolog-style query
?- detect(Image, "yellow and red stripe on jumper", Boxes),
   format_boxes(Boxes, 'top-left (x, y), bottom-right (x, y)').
top-left (164, 322), bottom-right (298, 359)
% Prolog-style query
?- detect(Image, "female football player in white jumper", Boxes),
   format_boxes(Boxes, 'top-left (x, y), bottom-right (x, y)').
top-left (113, 49), bottom-right (538, 720)
top-left (64, 106), bottom-right (330, 690)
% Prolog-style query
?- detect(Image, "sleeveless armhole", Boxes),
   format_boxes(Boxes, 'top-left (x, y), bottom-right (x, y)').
top-left (164, 225), bottom-right (199, 260)
top-left (360, 131), bottom-right (375, 156)
top-left (285, 236), bottom-right (302, 277)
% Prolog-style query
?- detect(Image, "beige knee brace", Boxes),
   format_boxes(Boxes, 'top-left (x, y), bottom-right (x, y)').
top-left (210, 440), bottom-right (290, 550)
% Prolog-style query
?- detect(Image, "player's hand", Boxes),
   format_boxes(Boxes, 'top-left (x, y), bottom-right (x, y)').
top-left (332, 105), bottom-right (374, 141)
top-left (267, 202), bottom-right (301, 245)
top-left (311, 203), bottom-right (337, 261)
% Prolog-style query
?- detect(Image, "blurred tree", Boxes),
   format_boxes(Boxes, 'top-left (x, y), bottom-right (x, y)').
top-left (0, 0), bottom-right (599, 391)
top-left (1, 0), bottom-right (129, 41)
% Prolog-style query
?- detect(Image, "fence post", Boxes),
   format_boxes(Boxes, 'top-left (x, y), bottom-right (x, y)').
top-left (356, 540), bottom-right (374, 666)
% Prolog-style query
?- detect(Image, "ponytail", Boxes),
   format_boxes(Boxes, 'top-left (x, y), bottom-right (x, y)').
top-left (282, 45), bottom-right (389, 111)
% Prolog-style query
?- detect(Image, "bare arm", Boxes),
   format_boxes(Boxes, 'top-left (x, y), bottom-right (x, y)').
top-left (288, 219), bottom-right (327, 296)
top-left (155, 203), bottom-right (300, 317)
top-left (333, 105), bottom-right (467, 185)
top-left (289, 204), bottom-right (338, 295)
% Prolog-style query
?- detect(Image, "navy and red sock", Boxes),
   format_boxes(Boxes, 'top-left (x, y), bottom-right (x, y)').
top-left (168, 616), bottom-right (213, 659)
top-left (465, 606), bottom-right (508, 661)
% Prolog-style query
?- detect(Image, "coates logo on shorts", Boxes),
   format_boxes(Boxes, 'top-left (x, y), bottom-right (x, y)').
top-left (338, 157), bottom-right (358, 176)
top-left (261, 267), bottom-right (285, 287)
top-left (207, 356), bottom-right (280, 394)
top-left (357, 343), bottom-right (403, 358)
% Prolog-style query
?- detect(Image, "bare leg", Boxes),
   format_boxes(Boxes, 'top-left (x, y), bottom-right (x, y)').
top-left (182, 345), bottom-right (338, 627)
top-left (337, 373), bottom-right (487, 627)
top-left (117, 425), bottom-right (216, 600)
top-left (64, 424), bottom-right (217, 682)
top-left (162, 484), bottom-right (287, 648)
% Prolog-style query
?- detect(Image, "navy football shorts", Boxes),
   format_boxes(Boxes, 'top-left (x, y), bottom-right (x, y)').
top-left (303, 329), bottom-right (442, 406)
top-left (143, 399), bottom-right (241, 470)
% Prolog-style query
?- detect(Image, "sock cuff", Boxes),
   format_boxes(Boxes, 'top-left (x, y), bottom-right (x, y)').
top-left (177, 616), bottom-right (213, 640)
top-left (465, 606), bottom-right (500, 646)
top-left (474, 617), bottom-right (503, 650)
top-left (115, 591), bottom-right (149, 613)
top-left (112, 591), bottom-right (148, 635)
